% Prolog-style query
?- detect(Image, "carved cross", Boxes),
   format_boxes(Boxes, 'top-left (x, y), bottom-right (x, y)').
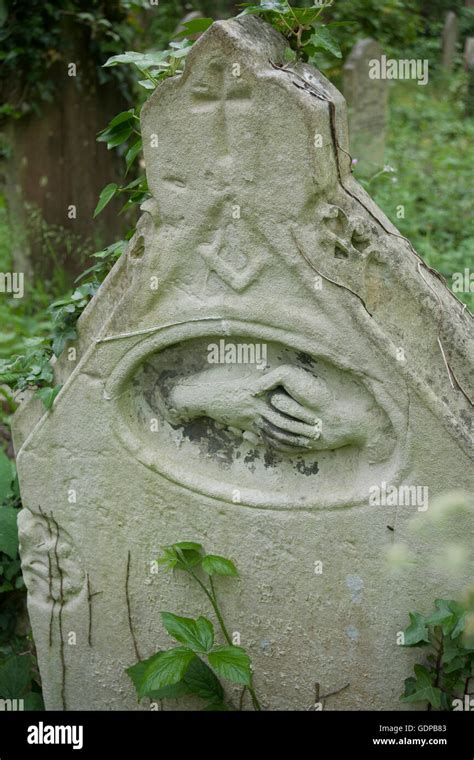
top-left (190, 62), bottom-right (252, 153)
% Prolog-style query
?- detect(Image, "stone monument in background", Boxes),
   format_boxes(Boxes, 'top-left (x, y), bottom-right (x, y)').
top-left (441, 11), bottom-right (459, 71)
top-left (13, 17), bottom-right (474, 711)
top-left (465, 37), bottom-right (474, 116)
top-left (343, 38), bottom-right (388, 175)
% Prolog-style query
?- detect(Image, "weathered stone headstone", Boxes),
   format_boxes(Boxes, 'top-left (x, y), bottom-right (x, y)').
top-left (13, 17), bottom-right (474, 711)
top-left (441, 11), bottom-right (459, 71)
top-left (343, 39), bottom-right (388, 175)
top-left (465, 38), bottom-right (474, 116)
top-left (465, 37), bottom-right (474, 68)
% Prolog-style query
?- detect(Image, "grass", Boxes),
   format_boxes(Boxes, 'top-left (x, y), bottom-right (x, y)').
top-left (356, 73), bottom-right (474, 312)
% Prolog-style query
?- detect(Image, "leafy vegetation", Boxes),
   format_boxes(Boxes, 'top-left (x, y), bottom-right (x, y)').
top-left (0, 447), bottom-right (43, 709)
top-left (359, 75), bottom-right (474, 312)
top-left (127, 542), bottom-right (261, 710)
top-left (401, 599), bottom-right (474, 710)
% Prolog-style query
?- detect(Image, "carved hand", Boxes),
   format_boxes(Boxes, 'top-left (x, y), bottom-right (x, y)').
top-left (166, 363), bottom-right (368, 453)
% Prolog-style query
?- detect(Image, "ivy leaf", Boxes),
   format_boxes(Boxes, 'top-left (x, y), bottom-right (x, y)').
top-left (174, 18), bottom-right (213, 39)
top-left (52, 327), bottom-right (77, 358)
top-left (207, 646), bottom-right (251, 686)
top-left (161, 612), bottom-right (214, 653)
top-left (94, 183), bottom-right (118, 218)
top-left (201, 554), bottom-right (239, 577)
top-left (284, 47), bottom-right (297, 63)
top-left (400, 664), bottom-right (442, 708)
top-left (34, 384), bottom-right (62, 410)
top-left (0, 507), bottom-right (18, 559)
top-left (140, 648), bottom-right (196, 693)
top-left (442, 634), bottom-right (465, 666)
top-left (427, 599), bottom-right (465, 637)
top-left (402, 612), bottom-right (431, 646)
top-left (309, 27), bottom-right (342, 59)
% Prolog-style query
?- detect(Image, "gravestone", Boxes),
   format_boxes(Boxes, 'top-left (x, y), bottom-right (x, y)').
top-left (343, 39), bottom-right (388, 175)
top-left (465, 37), bottom-right (474, 69)
top-left (441, 11), bottom-right (459, 71)
top-left (13, 17), bottom-right (474, 711)
top-left (465, 38), bottom-right (474, 116)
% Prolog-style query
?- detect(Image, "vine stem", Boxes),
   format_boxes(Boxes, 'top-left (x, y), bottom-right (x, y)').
top-left (428, 631), bottom-right (444, 712)
top-left (187, 567), bottom-right (262, 711)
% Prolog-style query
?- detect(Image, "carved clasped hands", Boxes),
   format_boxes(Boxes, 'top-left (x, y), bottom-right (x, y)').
top-left (166, 364), bottom-right (368, 453)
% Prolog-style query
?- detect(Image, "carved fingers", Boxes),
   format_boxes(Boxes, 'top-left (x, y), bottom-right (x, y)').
top-left (252, 365), bottom-right (332, 409)
top-left (251, 365), bottom-right (327, 451)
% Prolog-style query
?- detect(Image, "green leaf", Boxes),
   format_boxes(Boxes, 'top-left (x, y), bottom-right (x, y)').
top-left (441, 634), bottom-right (464, 666)
top-left (203, 700), bottom-right (229, 711)
top-left (207, 646), bottom-right (251, 686)
top-left (52, 328), bottom-right (77, 358)
top-left (0, 507), bottom-right (18, 558)
top-left (287, 7), bottom-right (323, 25)
top-left (182, 656), bottom-right (224, 702)
top-left (309, 27), bottom-right (342, 59)
top-left (427, 599), bottom-right (466, 637)
top-left (128, 651), bottom-right (225, 704)
top-left (138, 79), bottom-right (156, 90)
top-left (201, 554), bottom-right (239, 577)
top-left (125, 140), bottom-right (142, 174)
top-left (174, 18), bottom-right (213, 38)
top-left (238, 1), bottom-right (290, 16)
top-left (34, 384), bottom-right (62, 411)
top-left (146, 680), bottom-right (191, 700)
top-left (172, 541), bottom-right (203, 552)
top-left (161, 612), bottom-right (214, 653)
top-left (402, 612), bottom-right (430, 646)
top-left (127, 652), bottom-right (163, 700)
top-left (0, 449), bottom-right (13, 503)
top-left (0, 655), bottom-right (31, 698)
top-left (94, 183), bottom-right (118, 218)
top-left (400, 664), bottom-right (442, 708)
top-left (104, 126), bottom-right (133, 150)
top-left (103, 50), bottom-right (169, 69)
top-left (141, 648), bottom-right (196, 693)
top-left (284, 47), bottom-right (297, 63)
top-left (157, 542), bottom-right (203, 571)
top-left (104, 109), bottom-right (135, 130)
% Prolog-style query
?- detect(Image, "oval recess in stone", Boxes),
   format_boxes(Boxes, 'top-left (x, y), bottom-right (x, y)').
top-left (105, 321), bottom-right (407, 511)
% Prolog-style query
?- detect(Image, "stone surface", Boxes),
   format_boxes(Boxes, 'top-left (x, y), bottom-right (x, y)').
top-left (13, 17), bottom-right (474, 711)
top-left (465, 37), bottom-right (474, 116)
top-left (465, 37), bottom-right (474, 69)
top-left (342, 38), bottom-right (388, 174)
top-left (441, 11), bottom-right (459, 71)
top-left (464, 37), bottom-right (474, 116)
